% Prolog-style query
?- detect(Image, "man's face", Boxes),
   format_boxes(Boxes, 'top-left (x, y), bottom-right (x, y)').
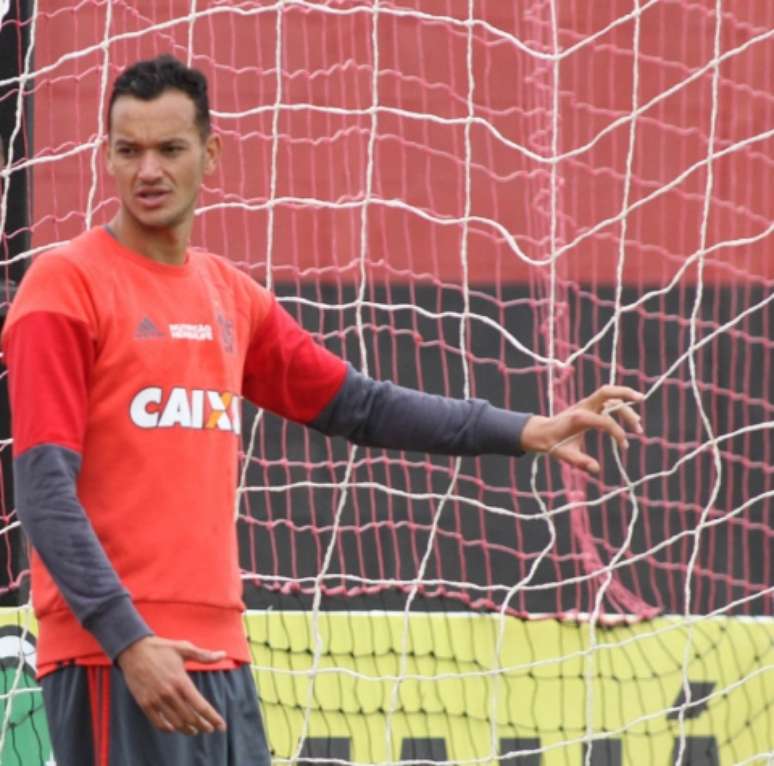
top-left (106, 90), bottom-right (219, 231)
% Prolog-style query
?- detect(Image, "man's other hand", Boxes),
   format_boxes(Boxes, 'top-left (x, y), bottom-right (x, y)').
top-left (520, 385), bottom-right (645, 474)
top-left (117, 635), bottom-right (228, 735)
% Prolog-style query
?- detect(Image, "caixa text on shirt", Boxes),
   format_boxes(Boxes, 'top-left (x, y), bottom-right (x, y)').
top-left (129, 386), bottom-right (241, 433)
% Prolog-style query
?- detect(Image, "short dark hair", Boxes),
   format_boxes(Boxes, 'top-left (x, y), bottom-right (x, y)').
top-left (108, 55), bottom-right (211, 139)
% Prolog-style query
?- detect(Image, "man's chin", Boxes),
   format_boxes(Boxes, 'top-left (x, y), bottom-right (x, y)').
top-left (131, 207), bottom-right (185, 231)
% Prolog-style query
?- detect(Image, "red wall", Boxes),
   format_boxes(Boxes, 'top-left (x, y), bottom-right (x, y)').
top-left (29, 0), bottom-right (773, 286)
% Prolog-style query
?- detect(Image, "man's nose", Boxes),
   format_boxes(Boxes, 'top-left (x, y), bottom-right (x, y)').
top-left (138, 151), bottom-right (162, 181)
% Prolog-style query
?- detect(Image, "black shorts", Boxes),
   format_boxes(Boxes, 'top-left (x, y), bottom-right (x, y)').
top-left (41, 664), bottom-right (271, 766)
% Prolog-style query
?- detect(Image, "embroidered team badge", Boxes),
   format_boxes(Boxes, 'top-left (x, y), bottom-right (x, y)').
top-left (216, 313), bottom-right (235, 353)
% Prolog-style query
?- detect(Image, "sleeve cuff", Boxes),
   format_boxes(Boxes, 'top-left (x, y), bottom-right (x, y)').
top-left (475, 405), bottom-right (532, 457)
top-left (83, 594), bottom-right (154, 661)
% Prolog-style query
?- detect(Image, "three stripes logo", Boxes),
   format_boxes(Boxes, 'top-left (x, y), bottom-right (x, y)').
top-left (135, 316), bottom-right (165, 339)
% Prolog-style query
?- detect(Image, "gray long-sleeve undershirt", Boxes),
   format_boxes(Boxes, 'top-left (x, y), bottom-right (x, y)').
top-left (310, 365), bottom-right (530, 456)
top-left (15, 446), bottom-right (152, 660)
top-left (15, 367), bottom-right (531, 660)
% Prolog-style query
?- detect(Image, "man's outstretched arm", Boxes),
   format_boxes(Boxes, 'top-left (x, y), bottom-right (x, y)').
top-left (244, 300), bottom-right (644, 471)
top-left (309, 365), bottom-right (532, 456)
top-left (311, 367), bottom-right (643, 472)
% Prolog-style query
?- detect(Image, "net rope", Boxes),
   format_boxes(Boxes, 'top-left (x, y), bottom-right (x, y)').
top-left (0, 1), bottom-right (772, 764)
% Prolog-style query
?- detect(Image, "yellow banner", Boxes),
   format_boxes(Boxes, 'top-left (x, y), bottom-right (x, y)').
top-left (1, 608), bottom-right (773, 764)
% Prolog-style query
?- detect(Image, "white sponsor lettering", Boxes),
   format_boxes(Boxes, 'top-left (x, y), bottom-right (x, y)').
top-left (231, 395), bottom-right (241, 434)
top-left (169, 323), bottom-right (213, 341)
top-left (157, 387), bottom-right (192, 428)
top-left (130, 386), bottom-right (240, 434)
top-left (191, 388), bottom-right (204, 428)
top-left (206, 390), bottom-right (232, 431)
top-left (129, 386), bottom-right (162, 428)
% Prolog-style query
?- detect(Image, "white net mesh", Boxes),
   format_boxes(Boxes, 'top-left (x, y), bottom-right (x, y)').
top-left (0, 1), bottom-right (772, 764)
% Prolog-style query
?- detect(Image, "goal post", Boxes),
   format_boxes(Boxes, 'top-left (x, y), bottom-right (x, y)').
top-left (0, 0), bottom-right (33, 617)
top-left (1, 2), bottom-right (773, 765)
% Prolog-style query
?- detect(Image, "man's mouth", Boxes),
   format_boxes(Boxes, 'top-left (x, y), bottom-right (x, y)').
top-left (136, 189), bottom-right (171, 208)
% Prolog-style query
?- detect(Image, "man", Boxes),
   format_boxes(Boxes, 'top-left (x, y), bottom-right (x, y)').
top-left (2, 55), bottom-right (643, 765)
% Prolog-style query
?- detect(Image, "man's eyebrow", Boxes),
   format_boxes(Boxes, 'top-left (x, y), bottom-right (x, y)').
top-left (112, 137), bottom-right (190, 147)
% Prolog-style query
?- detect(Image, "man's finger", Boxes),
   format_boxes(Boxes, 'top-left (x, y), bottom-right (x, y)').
top-left (179, 678), bottom-right (227, 732)
top-left (588, 385), bottom-right (644, 409)
top-left (553, 445), bottom-right (600, 474)
top-left (617, 404), bottom-right (643, 434)
top-left (159, 697), bottom-right (211, 736)
top-left (173, 640), bottom-right (227, 664)
top-left (160, 688), bottom-right (200, 734)
top-left (603, 399), bottom-right (644, 435)
top-left (194, 708), bottom-right (225, 734)
top-left (560, 410), bottom-right (628, 450)
top-left (150, 702), bottom-right (183, 733)
top-left (164, 682), bottom-right (219, 735)
top-left (147, 707), bottom-right (175, 733)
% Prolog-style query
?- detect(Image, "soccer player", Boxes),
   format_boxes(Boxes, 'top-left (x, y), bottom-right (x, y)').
top-left (2, 55), bottom-right (643, 765)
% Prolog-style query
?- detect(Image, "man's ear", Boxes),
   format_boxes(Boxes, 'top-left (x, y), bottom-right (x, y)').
top-left (104, 135), bottom-right (115, 176)
top-left (203, 132), bottom-right (221, 176)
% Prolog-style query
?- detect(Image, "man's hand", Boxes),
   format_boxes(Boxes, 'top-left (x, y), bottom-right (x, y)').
top-left (520, 385), bottom-right (644, 474)
top-left (117, 635), bottom-right (228, 735)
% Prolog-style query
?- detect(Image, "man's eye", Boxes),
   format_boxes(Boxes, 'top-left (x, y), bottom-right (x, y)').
top-left (116, 146), bottom-right (136, 157)
top-left (162, 145), bottom-right (183, 156)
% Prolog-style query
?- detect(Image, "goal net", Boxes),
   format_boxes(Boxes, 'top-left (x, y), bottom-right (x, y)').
top-left (1, 1), bottom-right (773, 764)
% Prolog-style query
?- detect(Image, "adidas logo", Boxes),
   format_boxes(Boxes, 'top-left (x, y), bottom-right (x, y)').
top-left (135, 317), bottom-right (165, 339)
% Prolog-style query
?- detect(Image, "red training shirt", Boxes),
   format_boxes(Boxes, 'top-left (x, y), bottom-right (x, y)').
top-left (2, 226), bottom-right (347, 676)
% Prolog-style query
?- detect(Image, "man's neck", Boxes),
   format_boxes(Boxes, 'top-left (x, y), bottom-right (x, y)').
top-left (107, 212), bottom-right (190, 266)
